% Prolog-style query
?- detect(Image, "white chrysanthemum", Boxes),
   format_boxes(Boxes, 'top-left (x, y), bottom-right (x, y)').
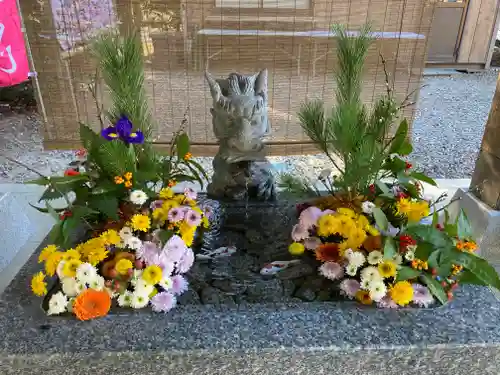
top-left (345, 264), bottom-right (358, 276)
top-left (56, 260), bottom-right (66, 279)
top-left (75, 263), bottom-right (97, 284)
top-left (360, 278), bottom-right (371, 290)
top-left (130, 190), bottom-right (148, 205)
top-left (130, 291), bottom-right (150, 309)
top-left (88, 275), bottom-right (105, 291)
top-left (75, 281), bottom-right (87, 294)
top-left (360, 266), bottom-right (382, 282)
top-left (119, 226), bottom-right (133, 240)
top-left (405, 250), bottom-right (415, 261)
top-left (104, 287), bottom-right (118, 299)
top-left (367, 251), bottom-right (383, 265)
top-left (131, 269), bottom-right (143, 287)
top-left (368, 280), bottom-right (387, 302)
top-left (67, 298), bottom-right (75, 313)
top-left (362, 201), bottom-right (376, 215)
top-left (61, 278), bottom-right (79, 297)
top-left (125, 236), bottom-right (142, 250)
top-left (135, 279), bottom-right (154, 295)
top-left (348, 251), bottom-right (365, 268)
top-left (47, 291), bottom-right (68, 316)
top-left (159, 276), bottom-right (173, 290)
top-left (117, 291), bottom-right (133, 307)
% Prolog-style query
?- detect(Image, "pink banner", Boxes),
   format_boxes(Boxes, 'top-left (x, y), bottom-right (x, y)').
top-left (0, 0), bottom-right (30, 87)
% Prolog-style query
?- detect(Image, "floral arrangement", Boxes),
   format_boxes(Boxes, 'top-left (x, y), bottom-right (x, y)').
top-left (25, 30), bottom-right (210, 319)
top-left (281, 24), bottom-right (500, 307)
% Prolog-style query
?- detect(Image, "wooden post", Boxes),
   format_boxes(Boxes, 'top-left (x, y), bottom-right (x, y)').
top-left (470, 73), bottom-right (500, 209)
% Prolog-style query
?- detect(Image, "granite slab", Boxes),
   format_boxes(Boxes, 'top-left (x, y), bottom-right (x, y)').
top-left (1, 198), bottom-right (500, 374)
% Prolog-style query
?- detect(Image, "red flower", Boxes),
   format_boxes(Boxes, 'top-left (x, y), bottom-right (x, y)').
top-left (59, 210), bottom-right (72, 220)
top-left (399, 234), bottom-right (416, 252)
top-left (64, 168), bottom-right (80, 176)
top-left (435, 223), bottom-right (443, 231)
top-left (396, 192), bottom-right (409, 199)
top-left (405, 162), bottom-right (412, 170)
top-left (369, 184), bottom-right (375, 194)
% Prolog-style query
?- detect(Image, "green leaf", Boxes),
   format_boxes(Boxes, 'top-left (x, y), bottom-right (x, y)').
top-left (396, 266), bottom-right (421, 281)
top-left (458, 269), bottom-right (488, 286)
top-left (398, 141), bottom-right (413, 156)
top-left (176, 133), bottom-right (190, 159)
top-left (456, 209), bottom-right (473, 240)
top-left (410, 172), bottom-right (437, 187)
top-left (414, 242), bottom-right (435, 260)
top-left (453, 251), bottom-right (500, 290)
top-left (383, 237), bottom-right (397, 260)
top-left (88, 195), bottom-right (119, 220)
top-left (48, 222), bottom-right (64, 246)
top-left (24, 176), bottom-right (50, 185)
top-left (444, 223), bottom-right (457, 238)
top-left (420, 273), bottom-right (447, 304)
top-left (405, 224), bottom-right (454, 249)
top-left (444, 209), bottom-right (450, 226)
top-left (432, 211), bottom-right (439, 227)
top-left (186, 158), bottom-right (209, 182)
top-left (373, 207), bottom-right (389, 231)
top-left (396, 171), bottom-right (411, 184)
top-left (98, 141), bottom-right (137, 176)
top-left (158, 229), bottom-right (174, 245)
top-left (45, 201), bottom-right (62, 221)
top-left (29, 203), bottom-right (65, 214)
top-left (375, 180), bottom-right (391, 195)
top-left (389, 119), bottom-right (408, 155)
top-left (427, 249), bottom-right (441, 269)
top-left (62, 215), bottom-right (81, 248)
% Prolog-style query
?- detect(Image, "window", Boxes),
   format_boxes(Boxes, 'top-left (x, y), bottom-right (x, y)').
top-left (216, 0), bottom-right (309, 9)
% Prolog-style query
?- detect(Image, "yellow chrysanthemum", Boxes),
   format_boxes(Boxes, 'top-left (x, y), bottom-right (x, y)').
top-left (115, 258), bottom-right (133, 275)
top-left (152, 208), bottom-right (168, 223)
top-left (100, 229), bottom-right (121, 245)
top-left (395, 198), bottom-right (412, 216)
top-left (181, 227), bottom-right (196, 247)
top-left (389, 281), bottom-right (414, 306)
top-left (62, 249), bottom-right (81, 261)
top-left (289, 242), bottom-right (305, 256)
top-left (356, 214), bottom-right (369, 229)
top-left (173, 194), bottom-right (186, 204)
top-left (202, 216), bottom-right (210, 229)
top-left (337, 207), bottom-right (356, 219)
top-left (159, 188), bottom-right (175, 199)
top-left (407, 201), bottom-right (430, 223)
top-left (31, 271), bottom-right (47, 296)
top-left (38, 244), bottom-right (57, 263)
top-left (317, 214), bottom-right (339, 237)
top-left (87, 247), bottom-right (109, 266)
top-left (62, 259), bottom-right (83, 278)
top-left (130, 214), bottom-right (151, 232)
top-left (142, 265), bottom-right (163, 285)
top-left (366, 225), bottom-right (380, 237)
top-left (45, 252), bottom-right (63, 276)
top-left (162, 199), bottom-right (180, 212)
top-left (355, 290), bottom-right (373, 305)
top-left (378, 260), bottom-right (397, 278)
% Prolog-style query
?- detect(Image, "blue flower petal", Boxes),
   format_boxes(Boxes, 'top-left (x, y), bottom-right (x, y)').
top-left (101, 126), bottom-right (119, 140)
top-left (126, 131), bottom-right (144, 144)
top-left (115, 116), bottom-right (133, 138)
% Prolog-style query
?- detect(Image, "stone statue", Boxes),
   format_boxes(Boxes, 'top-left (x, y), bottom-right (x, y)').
top-left (205, 69), bottom-right (276, 201)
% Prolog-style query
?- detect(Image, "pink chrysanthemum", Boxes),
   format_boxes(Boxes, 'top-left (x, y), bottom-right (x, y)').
top-left (136, 241), bottom-right (161, 265)
top-left (162, 235), bottom-right (187, 263)
top-left (411, 284), bottom-right (435, 307)
top-left (304, 237), bottom-right (322, 250)
top-left (171, 275), bottom-right (189, 295)
top-left (340, 279), bottom-right (360, 299)
top-left (168, 207), bottom-right (185, 223)
top-left (150, 200), bottom-right (164, 210)
top-left (291, 224), bottom-right (309, 241)
top-left (298, 206), bottom-right (323, 229)
top-left (377, 295), bottom-right (399, 309)
top-left (184, 187), bottom-right (197, 201)
top-left (157, 256), bottom-right (175, 277)
top-left (202, 205), bottom-right (213, 219)
top-left (319, 262), bottom-right (344, 280)
top-left (186, 209), bottom-right (202, 227)
top-left (151, 291), bottom-right (177, 313)
top-left (177, 248), bottom-right (194, 273)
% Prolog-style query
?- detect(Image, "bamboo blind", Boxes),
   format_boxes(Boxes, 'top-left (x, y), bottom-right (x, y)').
top-left (20, 0), bottom-right (437, 155)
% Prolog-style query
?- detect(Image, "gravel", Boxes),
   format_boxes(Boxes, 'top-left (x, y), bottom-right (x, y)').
top-left (0, 70), bottom-right (497, 184)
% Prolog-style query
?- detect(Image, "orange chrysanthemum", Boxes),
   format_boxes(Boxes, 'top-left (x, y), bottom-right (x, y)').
top-left (73, 289), bottom-right (111, 321)
top-left (315, 243), bottom-right (342, 262)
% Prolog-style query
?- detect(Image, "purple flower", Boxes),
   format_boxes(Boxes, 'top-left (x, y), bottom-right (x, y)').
top-left (168, 207), bottom-right (185, 223)
top-left (150, 200), bottom-right (164, 210)
top-left (412, 284), bottom-right (435, 307)
top-left (184, 187), bottom-right (197, 201)
top-left (202, 205), bottom-right (213, 219)
top-left (157, 256), bottom-right (175, 277)
top-left (177, 248), bottom-right (194, 273)
top-left (162, 235), bottom-right (187, 263)
top-left (340, 279), bottom-right (360, 299)
top-left (378, 295), bottom-right (399, 309)
top-left (304, 237), bottom-right (321, 250)
top-left (319, 262), bottom-right (344, 280)
top-left (291, 224), bottom-right (309, 242)
top-left (101, 115), bottom-right (144, 144)
top-left (170, 275), bottom-right (189, 295)
top-left (298, 206), bottom-right (322, 229)
top-left (151, 291), bottom-right (177, 313)
top-left (185, 209), bottom-right (202, 227)
top-left (136, 241), bottom-right (161, 265)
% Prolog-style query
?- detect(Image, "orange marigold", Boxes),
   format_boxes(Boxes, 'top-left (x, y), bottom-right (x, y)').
top-left (184, 152), bottom-right (192, 161)
top-left (315, 243), bottom-right (342, 262)
top-left (355, 290), bottom-right (373, 305)
top-left (73, 289), bottom-right (111, 321)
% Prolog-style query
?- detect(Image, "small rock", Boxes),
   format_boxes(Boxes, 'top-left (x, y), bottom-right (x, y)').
top-left (200, 286), bottom-right (235, 305)
top-left (282, 279), bottom-right (296, 296)
top-left (276, 263), bottom-right (314, 280)
top-left (294, 286), bottom-right (316, 302)
top-left (245, 279), bottom-right (284, 302)
top-left (316, 290), bottom-right (332, 301)
top-left (212, 279), bottom-right (247, 295)
top-left (177, 289), bottom-right (201, 305)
